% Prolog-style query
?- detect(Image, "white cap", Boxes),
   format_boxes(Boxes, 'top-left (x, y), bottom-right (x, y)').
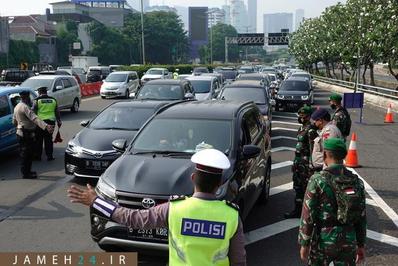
top-left (191, 148), bottom-right (230, 173)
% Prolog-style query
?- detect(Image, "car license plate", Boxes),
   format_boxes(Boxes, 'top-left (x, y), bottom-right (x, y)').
top-left (128, 228), bottom-right (168, 240)
top-left (85, 160), bottom-right (109, 170)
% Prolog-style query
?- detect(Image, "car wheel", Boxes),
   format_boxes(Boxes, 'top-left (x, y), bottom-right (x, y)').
top-left (125, 89), bottom-right (129, 99)
top-left (71, 98), bottom-right (79, 113)
top-left (101, 96), bottom-right (105, 99)
top-left (257, 160), bottom-right (271, 205)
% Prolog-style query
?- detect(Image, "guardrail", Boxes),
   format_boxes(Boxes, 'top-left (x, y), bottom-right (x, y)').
top-left (313, 75), bottom-right (398, 100)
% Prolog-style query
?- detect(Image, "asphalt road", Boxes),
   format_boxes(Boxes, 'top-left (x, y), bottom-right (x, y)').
top-left (0, 85), bottom-right (397, 266)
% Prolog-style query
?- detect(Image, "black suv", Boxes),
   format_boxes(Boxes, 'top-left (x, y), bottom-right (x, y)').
top-left (90, 100), bottom-right (272, 252)
top-left (0, 69), bottom-right (35, 86)
top-left (275, 77), bottom-right (314, 111)
top-left (135, 79), bottom-right (195, 101)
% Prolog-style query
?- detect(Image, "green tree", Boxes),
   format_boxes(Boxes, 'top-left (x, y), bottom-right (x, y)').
top-left (0, 40), bottom-right (39, 68)
top-left (56, 21), bottom-right (80, 65)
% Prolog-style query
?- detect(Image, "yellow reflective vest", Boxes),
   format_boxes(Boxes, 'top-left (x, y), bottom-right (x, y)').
top-left (37, 97), bottom-right (57, 121)
top-left (168, 197), bottom-right (239, 266)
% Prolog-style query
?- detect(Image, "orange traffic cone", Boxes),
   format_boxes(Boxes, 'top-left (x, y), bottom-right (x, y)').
top-left (345, 133), bottom-right (360, 168)
top-left (384, 104), bottom-right (394, 123)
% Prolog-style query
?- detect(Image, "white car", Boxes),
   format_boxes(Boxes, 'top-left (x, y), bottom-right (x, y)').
top-left (21, 75), bottom-right (81, 112)
top-left (140, 68), bottom-right (171, 85)
top-left (100, 71), bottom-right (140, 99)
top-left (186, 76), bottom-right (220, 100)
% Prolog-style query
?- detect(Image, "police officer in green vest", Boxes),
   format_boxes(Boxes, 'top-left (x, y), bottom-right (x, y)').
top-left (33, 87), bottom-right (62, 161)
top-left (67, 148), bottom-right (246, 265)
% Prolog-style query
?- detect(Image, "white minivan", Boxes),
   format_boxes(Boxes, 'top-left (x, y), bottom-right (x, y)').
top-left (21, 75), bottom-right (81, 112)
top-left (100, 71), bottom-right (140, 99)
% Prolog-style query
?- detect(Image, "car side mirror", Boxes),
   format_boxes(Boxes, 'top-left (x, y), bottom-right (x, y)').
top-left (184, 93), bottom-right (194, 100)
top-left (80, 120), bottom-right (89, 127)
top-left (112, 139), bottom-right (127, 152)
top-left (54, 85), bottom-right (63, 91)
top-left (241, 145), bottom-right (261, 160)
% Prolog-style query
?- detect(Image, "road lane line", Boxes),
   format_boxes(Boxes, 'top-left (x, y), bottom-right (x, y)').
top-left (367, 230), bottom-right (398, 247)
top-left (271, 147), bottom-right (296, 152)
top-left (272, 127), bottom-right (297, 132)
top-left (270, 182), bottom-right (293, 196)
top-left (348, 167), bottom-right (398, 228)
top-left (273, 120), bottom-right (301, 126)
top-left (245, 219), bottom-right (299, 245)
top-left (271, 161), bottom-right (293, 170)
top-left (366, 198), bottom-right (379, 207)
top-left (271, 136), bottom-right (297, 141)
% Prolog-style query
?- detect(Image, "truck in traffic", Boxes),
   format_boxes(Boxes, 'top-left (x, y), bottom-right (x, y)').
top-left (71, 56), bottom-right (98, 72)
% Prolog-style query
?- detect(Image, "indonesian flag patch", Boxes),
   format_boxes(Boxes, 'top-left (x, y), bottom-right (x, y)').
top-left (322, 133), bottom-right (330, 139)
top-left (344, 188), bottom-right (356, 195)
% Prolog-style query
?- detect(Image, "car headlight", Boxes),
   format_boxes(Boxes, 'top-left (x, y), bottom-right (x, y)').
top-left (277, 94), bottom-right (284, 100)
top-left (301, 95), bottom-right (309, 100)
top-left (66, 141), bottom-right (83, 154)
top-left (96, 178), bottom-right (116, 200)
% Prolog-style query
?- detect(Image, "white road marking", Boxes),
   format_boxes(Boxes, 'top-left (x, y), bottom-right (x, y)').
top-left (348, 167), bottom-right (398, 228)
top-left (366, 198), bottom-right (379, 207)
top-left (271, 147), bottom-right (296, 152)
top-left (82, 96), bottom-right (100, 102)
top-left (367, 230), bottom-right (398, 248)
top-left (271, 136), bottom-right (297, 141)
top-left (270, 182), bottom-right (293, 196)
top-left (273, 120), bottom-right (301, 126)
top-left (273, 115), bottom-right (297, 120)
top-left (271, 161), bottom-right (293, 170)
top-left (272, 127), bottom-right (297, 132)
top-left (245, 219), bottom-right (299, 245)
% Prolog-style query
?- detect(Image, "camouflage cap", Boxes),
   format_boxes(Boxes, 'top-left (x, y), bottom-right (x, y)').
top-left (329, 92), bottom-right (342, 102)
top-left (324, 137), bottom-right (347, 155)
top-left (297, 105), bottom-right (312, 115)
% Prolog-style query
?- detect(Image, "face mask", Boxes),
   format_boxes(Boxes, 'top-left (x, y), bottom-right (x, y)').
top-left (330, 104), bottom-right (337, 110)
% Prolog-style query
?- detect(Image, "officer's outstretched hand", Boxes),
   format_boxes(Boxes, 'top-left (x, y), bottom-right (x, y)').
top-left (300, 246), bottom-right (309, 264)
top-left (67, 184), bottom-right (97, 206)
top-left (46, 125), bottom-right (55, 134)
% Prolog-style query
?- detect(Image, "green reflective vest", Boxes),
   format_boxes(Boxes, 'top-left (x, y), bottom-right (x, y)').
top-left (168, 197), bottom-right (239, 266)
top-left (37, 98), bottom-right (57, 121)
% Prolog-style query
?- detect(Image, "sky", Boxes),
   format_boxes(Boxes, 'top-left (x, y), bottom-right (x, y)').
top-left (1, 0), bottom-right (346, 31)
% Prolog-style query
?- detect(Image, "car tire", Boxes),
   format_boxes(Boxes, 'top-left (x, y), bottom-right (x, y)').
top-left (124, 89), bottom-right (129, 99)
top-left (101, 96), bottom-right (105, 99)
top-left (257, 160), bottom-right (271, 205)
top-left (71, 98), bottom-right (79, 113)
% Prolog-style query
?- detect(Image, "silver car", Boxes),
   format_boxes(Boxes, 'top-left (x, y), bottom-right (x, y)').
top-left (186, 76), bottom-right (220, 100)
top-left (100, 71), bottom-right (140, 99)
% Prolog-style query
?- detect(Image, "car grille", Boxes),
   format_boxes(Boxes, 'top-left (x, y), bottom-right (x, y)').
top-left (116, 191), bottom-right (168, 209)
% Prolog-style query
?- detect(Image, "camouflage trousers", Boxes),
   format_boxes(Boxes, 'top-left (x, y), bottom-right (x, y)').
top-left (292, 161), bottom-right (313, 203)
top-left (308, 227), bottom-right (357, 266)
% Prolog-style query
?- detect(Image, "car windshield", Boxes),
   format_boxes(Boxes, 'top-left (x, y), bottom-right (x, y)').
top-left (189, 80), bottom-right (211, 93)
top-left (147, 69), bottom-right (163, 75)
top-left (239, 75), bottom-right (261, 81)
top-left (89, 106), bottom-right (155, 130)
top-left (88, 70), bottom-right (101, 75)
top-left (105, 73), bottom-right (127, 82)
top-left (21, 79), bottom-right (53, 89)
top-left (292, 73), bottom-right (310, 80)
top-left (221, 87), bottom-right (267, 104)
top-left (132, 118), bottom-right (231, 154)
top-left (136, 84), bottom-right (183, 100)
top-left (220, 71), bottom-right (237, 80)
top-left (194, 68), bottom-right (208, 73)
top-left (280, 81), bottom-right (310, 91)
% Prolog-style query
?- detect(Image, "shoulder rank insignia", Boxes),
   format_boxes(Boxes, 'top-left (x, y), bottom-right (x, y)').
top-left (225, 200), bottom-right (240, 211)
top-left (169, 195), bottom-right (186, 202)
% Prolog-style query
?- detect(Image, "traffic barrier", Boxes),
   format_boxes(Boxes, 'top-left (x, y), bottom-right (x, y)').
top-left (80, 81), bottom-right (102, 97)
top-left (384, 103), bottom-right (394, 123)
top-left (345, 133), bottom-right (360, 168)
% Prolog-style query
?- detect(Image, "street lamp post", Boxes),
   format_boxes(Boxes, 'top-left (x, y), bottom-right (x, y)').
top-left (140, 0), bottom-right (146, 65)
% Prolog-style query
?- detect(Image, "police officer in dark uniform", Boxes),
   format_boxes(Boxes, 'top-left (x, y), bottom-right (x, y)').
top-left (68, 148), bottom-right (246, 265)
top-left (12, 91), bottom-right (54, 179)
top-left (32, 87), bottom-right (62, 161)
top-left (285, 105), bottom-right (318, 218)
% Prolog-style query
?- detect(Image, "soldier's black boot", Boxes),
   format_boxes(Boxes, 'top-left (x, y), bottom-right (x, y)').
top-left (284, 203), bottom-right (302, 219)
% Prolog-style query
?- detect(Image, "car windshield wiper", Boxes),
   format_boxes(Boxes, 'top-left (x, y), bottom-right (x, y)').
top-left (132, 150), bottom-right (193, 156)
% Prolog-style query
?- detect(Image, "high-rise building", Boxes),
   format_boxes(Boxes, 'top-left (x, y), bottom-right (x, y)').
top-left (295, 9), bottom-right (305, 31)
top-left (247, 0), bottom-right (257, 32)
top-left (263, 13), bottom-right (293, 34)
top-left (0, 17), bottom-right (10, 54)
top-left (230, 0), bottom-right (248, 33)
top-left (189, 7), bottom-right (208, 61)
top-left (208, 8), bottom-right (226, 28)
top-left (222, 5), bottom-right (231, 25)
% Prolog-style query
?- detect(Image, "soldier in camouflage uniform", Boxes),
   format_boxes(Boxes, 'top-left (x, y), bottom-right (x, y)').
top-left (298, 138), bottom-right (366, 266)
top-left (285, 106), bottom-right (318, 219)
top-left (329, 93), bottom-right (352, 141)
